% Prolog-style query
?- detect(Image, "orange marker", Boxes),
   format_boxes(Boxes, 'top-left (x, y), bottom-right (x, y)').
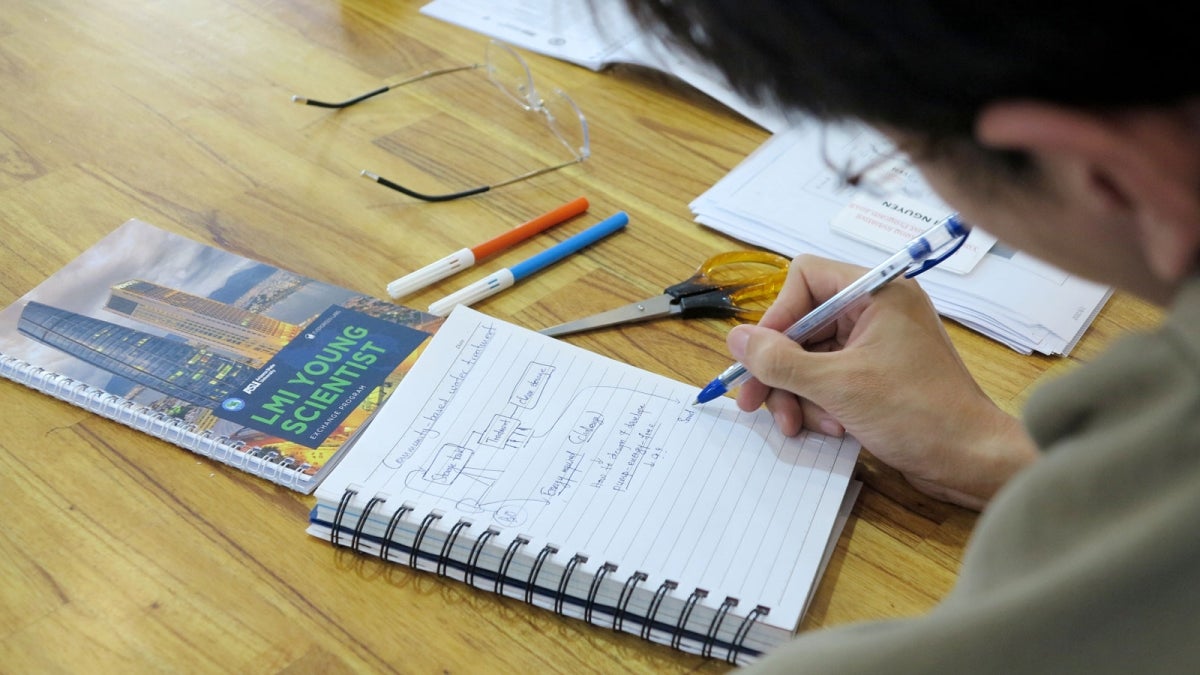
top-left (386, 197), bottom-right (589, 299)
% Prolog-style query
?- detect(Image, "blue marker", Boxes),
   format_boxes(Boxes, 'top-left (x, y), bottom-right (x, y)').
top-left (428, 212), bottom-right (629, 316)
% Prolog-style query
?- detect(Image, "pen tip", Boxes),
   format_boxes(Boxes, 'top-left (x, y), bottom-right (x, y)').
top-left (694, 380), bottom-right (726, 405)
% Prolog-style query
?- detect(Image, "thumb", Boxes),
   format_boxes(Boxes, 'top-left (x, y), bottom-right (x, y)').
top-left (728, 324), bottom-right (830, 396)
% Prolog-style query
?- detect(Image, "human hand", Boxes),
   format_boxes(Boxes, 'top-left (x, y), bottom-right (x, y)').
top-left (727, 255), bottom-right (1037, 510)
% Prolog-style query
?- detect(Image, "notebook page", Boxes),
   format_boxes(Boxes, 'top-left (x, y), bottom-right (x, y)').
top-left (316, 306), bottom-right (859, 625)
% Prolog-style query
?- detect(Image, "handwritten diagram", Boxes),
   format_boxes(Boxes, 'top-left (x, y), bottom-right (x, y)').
top-left (375, 320), bottom-right (696, 528)
top-left (316, 307), bottom-right (862, 627)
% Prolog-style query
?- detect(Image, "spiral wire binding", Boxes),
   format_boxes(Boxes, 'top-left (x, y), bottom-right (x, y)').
top-left (114, 396), bottom-right (139, 425)
top-left (0, 353), bottom-right (311, 491)
top-left (464, 528), bottom-right (500, 588)
top-left (584, 562), bottom-right (618, 625)
top-left (411, 512), bottom-right (443, 568)
top-left (640, 580), bottom-right (679, 640)
top-left (437, 520), bottom-right (472, 577)
top-left (496, 536), bottom-right (529, 596)
top-left (702, 596), bottom-right (738, 658)
top-left (614, 571), bottom-right (648, 632)
top-left (380, 504), bottom-right (415, 563)
top-left (525, 545), bottom-right (559, 605)
top-left (671, 588), bottom-right (709, 650)
top-left (728, 605), bottom-right (769, 665)
top-left (232, 439), bottom-right (255, 469)
top-left (330, 488), bottom-right (359, 548)
top-left (553, 553), bottom-right (587, 615)
top-left (316, 486), bottom-right (775, 663)
top-left (351, 495), bottom-right (387, 552)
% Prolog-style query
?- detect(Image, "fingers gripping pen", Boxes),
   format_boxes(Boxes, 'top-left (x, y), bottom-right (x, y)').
top-left (693, 216), bottom-right (969, 404)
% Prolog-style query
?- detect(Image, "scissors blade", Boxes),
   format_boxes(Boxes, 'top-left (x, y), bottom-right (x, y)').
top-left (539, 295), bottom-right (678, 337)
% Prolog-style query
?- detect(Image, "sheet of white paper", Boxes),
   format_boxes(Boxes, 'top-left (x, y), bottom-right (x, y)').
top-left (691, 124), bottom-right (1111, 355)
top-left (315, 306), bottom-right (859, 627)
top-left (420, 0), bottom-right (792, 132)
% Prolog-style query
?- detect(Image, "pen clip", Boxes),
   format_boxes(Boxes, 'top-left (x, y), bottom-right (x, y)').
top-left (904, 227), bottom-right (969, 278)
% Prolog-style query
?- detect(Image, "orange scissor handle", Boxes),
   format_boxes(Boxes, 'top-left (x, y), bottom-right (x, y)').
top-left (666, 250), bottom-right (790, 321)
top-left (665, 250), bottom-right (790, 298)
top-left (721, 270), bottom-right (787, 320)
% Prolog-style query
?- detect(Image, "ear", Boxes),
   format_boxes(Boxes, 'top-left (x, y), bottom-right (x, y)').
top-left (977, 101), bottom-right (1200, 281)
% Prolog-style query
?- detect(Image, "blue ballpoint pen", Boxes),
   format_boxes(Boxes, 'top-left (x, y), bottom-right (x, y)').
top-left (428, 212), bottom-right (629, 316)
top-left (693, 215), bottom-right (970, 405)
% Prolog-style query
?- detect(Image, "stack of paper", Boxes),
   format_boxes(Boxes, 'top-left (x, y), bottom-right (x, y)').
top-left (692, 125), bottom-right (1111, 355)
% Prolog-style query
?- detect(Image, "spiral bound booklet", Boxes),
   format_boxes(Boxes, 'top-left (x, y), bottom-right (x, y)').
top-left (0, 219), bottom-right (442, 493)
top-left (308, 305), bottom-right (861, 664)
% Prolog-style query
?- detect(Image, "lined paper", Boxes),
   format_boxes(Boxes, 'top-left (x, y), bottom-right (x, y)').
top-left (316, 306), bottom-right (858, 625)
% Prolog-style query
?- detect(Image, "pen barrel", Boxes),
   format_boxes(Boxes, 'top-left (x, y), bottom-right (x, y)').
top-left (510, 212), bottom-right (628, 281)
top-left (781, 217), bottom-right (963, 341)
top-left (387, 248), bottom-right (476, 299)
top-left (428, 268), bottom-right (515, 317)
top-left (906, 215), bottom-right (966, 260)
top-left (781, 253), bottom-right (910, 344)
top-left (712, 361), bottom-right (753, 394)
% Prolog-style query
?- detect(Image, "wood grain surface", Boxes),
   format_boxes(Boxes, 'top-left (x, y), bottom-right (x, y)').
top-left (0, 1), bottom-right (1162, 672)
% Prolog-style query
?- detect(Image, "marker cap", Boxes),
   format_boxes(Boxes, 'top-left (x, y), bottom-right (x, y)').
top-left (428, 268), bottom-right (516, 316)
top-left (387, 248), bottom-right (476, 299)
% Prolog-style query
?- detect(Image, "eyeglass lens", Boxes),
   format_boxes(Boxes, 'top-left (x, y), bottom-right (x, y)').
top-left (486, 40), bottom-right (538, 109)
top-left (486, 41), bottom-right (589, 162)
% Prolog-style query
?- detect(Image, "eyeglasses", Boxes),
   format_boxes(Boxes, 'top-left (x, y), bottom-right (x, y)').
top-left (819, 125), bottom-right (918, 199)
top-left (292, 40), bottom-right (590, 202)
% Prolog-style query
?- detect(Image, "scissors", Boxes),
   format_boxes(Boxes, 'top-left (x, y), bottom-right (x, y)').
top-left (539, 250), bottom-right (790, 337)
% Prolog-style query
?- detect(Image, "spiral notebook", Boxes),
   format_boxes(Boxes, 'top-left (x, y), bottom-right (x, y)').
top-left (308, 305), bottom-right (861, 664)
top-left (0, 219), bottom-right (442, 493)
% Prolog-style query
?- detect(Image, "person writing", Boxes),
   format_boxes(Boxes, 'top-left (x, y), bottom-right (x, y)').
top-left (621, 1), bottom-right (1200, 672)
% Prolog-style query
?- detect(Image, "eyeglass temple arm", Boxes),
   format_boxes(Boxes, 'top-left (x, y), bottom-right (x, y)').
top-left (361, 156), bottom-right (584, 202)
top-left (361, 171), bottom-right (490, 202)
top-left (292, 86), bottom-right (391, 109)
top-left (291, 64), bottom-right (482, 109)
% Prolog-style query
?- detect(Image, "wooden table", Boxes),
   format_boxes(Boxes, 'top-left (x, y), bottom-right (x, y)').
top-left (0, 1), bottom-right (1162, 672)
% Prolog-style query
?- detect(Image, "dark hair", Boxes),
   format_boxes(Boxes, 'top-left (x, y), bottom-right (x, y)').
top-left (622, 2), bottom-right (1192, 143)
